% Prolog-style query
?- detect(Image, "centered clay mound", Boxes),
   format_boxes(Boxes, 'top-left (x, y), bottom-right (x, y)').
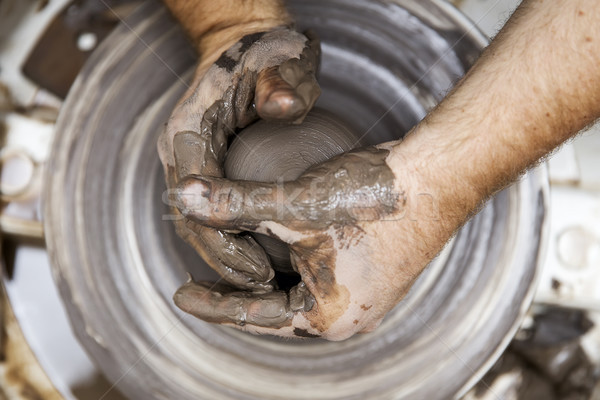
top-left (225, 108), bottom-right (360, 182)
top-left (225, 108), bottom-right (361, 273)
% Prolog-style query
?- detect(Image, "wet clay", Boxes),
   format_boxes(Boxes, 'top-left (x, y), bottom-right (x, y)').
top-left (290, 234), bottom-right (351, 334)
top-left (255, 29), bottom-right (321, 123)
top-left (196, 146), bottom-right (400, 232)
top-left (174, 280), bottom-right (293, 327)
top-left (165, 27), bottom-right (322, 290)
top-left (225, 107), bottom-right (360, 272)
top-left (173, 279), bottom-right (315, 327)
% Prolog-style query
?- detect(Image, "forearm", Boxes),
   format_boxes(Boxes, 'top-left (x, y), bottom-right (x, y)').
top-left (391, 0), bottom-right (600, 236)
top-left (163, 0), bottom-right (291, 59)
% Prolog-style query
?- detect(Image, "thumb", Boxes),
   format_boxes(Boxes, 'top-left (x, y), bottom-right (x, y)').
top-left (176, 175), bottom-right (310, 231)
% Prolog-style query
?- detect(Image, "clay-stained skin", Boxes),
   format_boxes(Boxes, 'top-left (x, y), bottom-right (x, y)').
top-left (173, 280), bottom-right (315, 327)
top-left (159, 28), bottom-right (321, 291)
top-left (176, 147), bottom-right (404, 338)
top-left (179, 147), bottom-right (400, 232)
top-left (165, 166), bottom-right (275, 290)
top-left (174, 281), bottom-right (293, 327)
top-left (333, 224), bottom-right (366, 250)
top-left (293, 328), bottom-right (320, 338)
top-left (224, 108), bottom-right (361, 273)
top-left (256, 40), bottom-right (321, 124)
top-left (167, 29), bottom-right (402, 336)
top-left (294, 147), bottom-right (399, 227)
top-left (290, 235), bottom-right (351, 333)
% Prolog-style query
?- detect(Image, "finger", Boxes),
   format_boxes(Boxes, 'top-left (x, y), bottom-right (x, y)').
top-left (176, 160), bottom-right (400, 233)
top-left (173, 131), bottom-right (207, 180)
top-left (255, 64), bottom-right (320, 123)
top-left (176, 175), bottom-right (303, 232)
top-left (174, 280), bottom-right (291, 327)
top-left (174, 215), bottom-right (275, 291)
top-left (172, 99), bottom-right (231, 183)
top-left (232, 71), bottom-right (259, 129)
top-left (173, 279), bottom-right (315, 328)
top-left (255, 29), bottom-right (321, 123)
top-left (172, 127), bottom-right (277, 289)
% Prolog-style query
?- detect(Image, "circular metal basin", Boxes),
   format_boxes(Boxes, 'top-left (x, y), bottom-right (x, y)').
top-left (44, 0), bottom-right (549, 398)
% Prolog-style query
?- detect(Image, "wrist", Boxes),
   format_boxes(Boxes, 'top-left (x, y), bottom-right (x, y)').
top-left (384, 132), bottom-right (475, 258)
top-left (197, 20), bottom-right (291, 70)
top-left (164, 0), bottom-right (292, 59)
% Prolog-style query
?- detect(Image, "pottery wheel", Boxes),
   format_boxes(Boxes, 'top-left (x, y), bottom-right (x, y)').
top-left (44, 1), bottom-right (549, 399)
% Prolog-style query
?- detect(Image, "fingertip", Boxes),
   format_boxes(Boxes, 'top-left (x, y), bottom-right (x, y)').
top-left (296, 79), bottom-right (321, 108)
top-left (255, 64), bottom-right (316, 123)
top-left (173, 280), bottom-right (206, 313)
top-left (259, 92), bottom-right (307, 122)
top-left (185, 272), bottom-right (194, 284)
top-left (173, 282), bottom-right (294, 328)
top-left (172, 286), bottom-right (185, 309)
top-left (177, 176), bottom-right (211, 197)
top-left (175, 176), bottom-right (212, 217)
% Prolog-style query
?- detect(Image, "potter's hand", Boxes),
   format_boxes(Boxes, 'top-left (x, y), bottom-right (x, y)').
top-left (173, 146), bottom-right (431, 341)
top-left (166, 0), bottom-right (600, 341)
top-left (158, 28), bottom-right (321, 291)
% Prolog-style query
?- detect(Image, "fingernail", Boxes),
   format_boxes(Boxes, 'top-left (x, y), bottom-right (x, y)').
top-left (172, 283), bottom-right (203, 313)
top-left (263, 95), bottom-right (305, 122)
top-left (185, 272), bottom-right (194, 283)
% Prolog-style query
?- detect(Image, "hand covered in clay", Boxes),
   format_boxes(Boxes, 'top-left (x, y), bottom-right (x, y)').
top-left (173, 145), bottom-right (436, 341)
top-left (158, 28), bottom-right (321, 291)
top-left (167, 0), bottom-right (600, 341)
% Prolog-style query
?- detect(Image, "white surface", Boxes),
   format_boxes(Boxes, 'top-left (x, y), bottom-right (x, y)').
top-left (548, 144), bottom-right (580, 185)
top-left (3, 113), bottom-right (54, 163)
top-left (0, 0), bottom-right (69, 106)
top-left (572, 123), bottom-right (600, 190)
top-left (76, 32), bottom-right (98, 52)
top-left (536, 187), bottom-right (600, 310)
top-left (454, 0), bottom-right (521, 38)
top-left (4, 246), bottom-right (101, 400)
